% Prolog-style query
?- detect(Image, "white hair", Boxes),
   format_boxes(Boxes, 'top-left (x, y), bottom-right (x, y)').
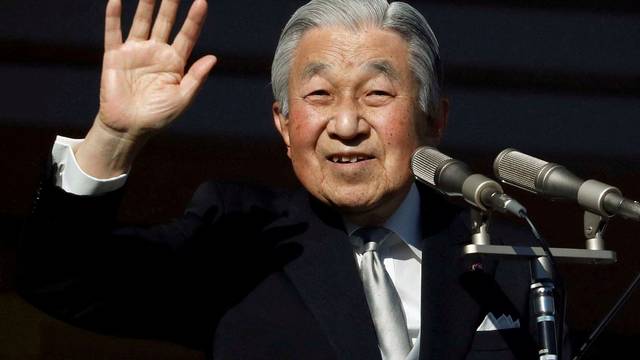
top-left (271, 0), bottom-right (442, 120)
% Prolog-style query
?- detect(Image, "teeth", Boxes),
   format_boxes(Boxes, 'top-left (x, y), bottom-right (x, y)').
top-left (330, 155), bottom-right (370, 163)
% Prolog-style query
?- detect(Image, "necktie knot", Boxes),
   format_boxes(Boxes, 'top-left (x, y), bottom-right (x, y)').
top-left (362, 241), bottom-right (380, 252)
top-left (352, 227), bottom-right (391, 253)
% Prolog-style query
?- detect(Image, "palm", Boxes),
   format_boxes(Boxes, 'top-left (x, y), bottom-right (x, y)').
top-left (97, 0), bottom-right (216, 138)
top-left (101, 42), bottom-right (186, 132)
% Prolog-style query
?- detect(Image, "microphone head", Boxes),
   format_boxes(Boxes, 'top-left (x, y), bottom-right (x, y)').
top-left (493, 148), bottom-right (548, 193)
top-left (411, 146), bottom-right (452, 186)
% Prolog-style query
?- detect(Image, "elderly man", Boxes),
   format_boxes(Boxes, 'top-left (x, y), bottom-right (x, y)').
top-left (19, 0), bottom-right (566, 359)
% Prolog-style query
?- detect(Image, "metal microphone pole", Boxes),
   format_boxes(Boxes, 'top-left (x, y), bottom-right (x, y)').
top-left (530, 256), bottom-right (558, 360)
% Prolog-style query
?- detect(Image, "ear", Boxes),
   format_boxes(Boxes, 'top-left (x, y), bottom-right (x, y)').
top-left (425, 97), bottom-right (449, 146)
top-left (272, 102), bottom-right (292, 158)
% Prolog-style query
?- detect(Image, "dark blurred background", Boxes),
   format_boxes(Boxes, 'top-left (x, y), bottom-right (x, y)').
top-left (1, 0), bottom-right (639, 358)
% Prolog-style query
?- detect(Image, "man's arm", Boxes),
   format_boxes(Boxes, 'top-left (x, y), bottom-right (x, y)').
top-left (18, 0), bottom-right (219, 350)
top-left (18, 164), bottom-right (228, 351)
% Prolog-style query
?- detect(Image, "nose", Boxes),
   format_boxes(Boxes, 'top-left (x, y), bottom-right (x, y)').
top-left (327, 98), bottom-right (370, 140)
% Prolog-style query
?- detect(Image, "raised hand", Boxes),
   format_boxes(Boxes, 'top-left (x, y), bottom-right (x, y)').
top-left (76, 0), bottom-right (216, 178)
top-left (99, 0), bottom-right (216, 137)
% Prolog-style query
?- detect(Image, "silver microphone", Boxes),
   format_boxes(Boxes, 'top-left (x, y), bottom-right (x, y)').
top-left (494, 148), bottom-right (640, 221)
top-left (411, 146), bottom-right (526, 216)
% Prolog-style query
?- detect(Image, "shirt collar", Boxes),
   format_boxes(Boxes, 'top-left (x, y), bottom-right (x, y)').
top-left (345, 182), bottom-right (423, 256)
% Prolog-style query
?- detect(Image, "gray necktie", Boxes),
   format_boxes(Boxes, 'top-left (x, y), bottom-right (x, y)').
top-left (353, 227), bottom-right (412, 360)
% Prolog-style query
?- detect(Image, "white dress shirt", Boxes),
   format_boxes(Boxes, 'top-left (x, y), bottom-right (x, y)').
top-left (52, 135), bottom-right (424, 358)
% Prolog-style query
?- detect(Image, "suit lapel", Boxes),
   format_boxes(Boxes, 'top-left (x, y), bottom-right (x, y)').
top-left (417, 185), bottom-right (489, 360)
top-left (282, 192), bottom-right (381, 360)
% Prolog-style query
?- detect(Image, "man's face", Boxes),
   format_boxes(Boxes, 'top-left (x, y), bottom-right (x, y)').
top-left (273, 26), bottom-right (439, 224)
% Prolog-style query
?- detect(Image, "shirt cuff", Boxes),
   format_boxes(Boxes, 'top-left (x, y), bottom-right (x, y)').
top-left (52, 135), bottom-right (128, 196)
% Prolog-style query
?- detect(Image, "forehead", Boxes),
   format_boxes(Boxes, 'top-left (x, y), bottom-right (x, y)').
top-left (291, 26), bottom-right (411, 80)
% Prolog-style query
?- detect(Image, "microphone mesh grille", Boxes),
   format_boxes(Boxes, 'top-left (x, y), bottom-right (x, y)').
top-left (411, 147), bottom-right (451, 186)
top-left (495, 149), bottom-right (547, 191)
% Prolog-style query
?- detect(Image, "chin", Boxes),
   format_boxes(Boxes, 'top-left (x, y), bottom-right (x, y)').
top-left (322, 187), bottom-right (384, 214)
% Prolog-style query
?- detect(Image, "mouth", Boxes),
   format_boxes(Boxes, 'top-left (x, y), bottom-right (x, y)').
top-left (327, 153), bottom-right (374, 164)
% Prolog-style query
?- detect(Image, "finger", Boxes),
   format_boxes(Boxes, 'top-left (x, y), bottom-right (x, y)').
top-left (172, 0), bottom-right (208, 60)
top-left (180, 55), bottom-right (217, 101)
top-left (151, 0), bottom-right (180, 42)
top-left (127, 0), bottom-right (156, 41)
top-left (104, 0), bottom-right (123, 51)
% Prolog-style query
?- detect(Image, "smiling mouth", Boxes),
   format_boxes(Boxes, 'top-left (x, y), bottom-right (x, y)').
top-left (328, 154), bottom-right (374, 164)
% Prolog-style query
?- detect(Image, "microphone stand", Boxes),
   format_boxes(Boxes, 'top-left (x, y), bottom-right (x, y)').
top-left (531, 256), bottom-right (558, 360)
top-left (464, 209), bottom-right (617, 360)
top-left (572, 271), bottom-right (640, 360)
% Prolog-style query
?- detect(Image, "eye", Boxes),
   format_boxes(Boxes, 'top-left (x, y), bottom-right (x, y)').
top-left (364, 90), bottom-right (393, 106)
top-left (368, 90), bottom-right (390, 96)
top-left (306, 90), bottom-right (330, 97)
top-left (304, 90), bottom-right (332, 104)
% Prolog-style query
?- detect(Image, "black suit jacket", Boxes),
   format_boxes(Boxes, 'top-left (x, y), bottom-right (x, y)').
top-left (19, 166), bottom-right (565, 359)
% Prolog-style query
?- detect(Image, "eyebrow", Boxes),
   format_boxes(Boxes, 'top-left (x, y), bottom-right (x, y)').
top-left (301, 62), bottom-right (330, 81)
top-left (299, 59), bottom-right (400, 82)
top-left (365, 60), bottom-right (400, 81)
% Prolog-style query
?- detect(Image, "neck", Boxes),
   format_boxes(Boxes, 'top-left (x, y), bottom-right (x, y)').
top-left (342, 184), bottom-right (412, 227)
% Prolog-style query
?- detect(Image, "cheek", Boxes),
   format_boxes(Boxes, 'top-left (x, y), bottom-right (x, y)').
top-left (378, 108), bottom-right (420, 150)
top-left (375, 109), bottom-right (421, 185)
top-left (287, 105), bottom-right (326, 158)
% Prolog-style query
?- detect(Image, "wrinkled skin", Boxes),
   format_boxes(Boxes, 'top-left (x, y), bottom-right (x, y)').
top-left (273, 26), bottom-right (446, 226)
